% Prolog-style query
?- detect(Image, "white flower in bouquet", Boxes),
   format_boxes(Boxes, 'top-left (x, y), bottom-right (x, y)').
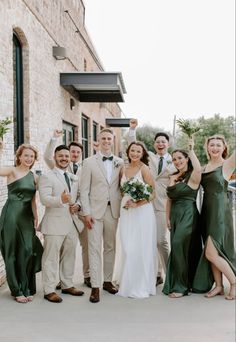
top-left (121, 178), bottom-right (153, 203)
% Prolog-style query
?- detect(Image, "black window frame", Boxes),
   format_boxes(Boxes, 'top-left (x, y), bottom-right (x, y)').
top-left (13, 33), bottom-right (24, 150)
top-left (81, 115), bottom-right (89, 158)
top-left (62, 121), bottom-right (76, 145)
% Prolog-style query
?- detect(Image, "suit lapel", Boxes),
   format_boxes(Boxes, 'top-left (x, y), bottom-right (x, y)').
top-left (53, 168), bottom-right (70, 192)
top-left (149, 152), bottom-right (173, 178)
top-left (110, 158), bottom-right (120, 184)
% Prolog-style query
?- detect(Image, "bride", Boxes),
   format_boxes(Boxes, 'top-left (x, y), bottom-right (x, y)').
top-left (117, 141), bottom-right (157, 298)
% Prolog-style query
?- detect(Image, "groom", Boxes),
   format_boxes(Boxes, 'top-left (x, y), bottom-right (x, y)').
top-left (80, 128), bottom-right (124, 303)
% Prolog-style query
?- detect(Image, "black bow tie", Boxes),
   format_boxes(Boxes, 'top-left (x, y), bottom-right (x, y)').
top-left (102, 156), bottom-right (113, 162)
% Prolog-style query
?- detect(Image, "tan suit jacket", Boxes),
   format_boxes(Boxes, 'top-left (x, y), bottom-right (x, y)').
top-left (148, 151), bottom-right (176, 211)
top-left (39, 168), bottom-right (83, 234)
top-left (43, 139), bottom-right (84, 232)
top-left (80, 154), bottom-right (124, 220)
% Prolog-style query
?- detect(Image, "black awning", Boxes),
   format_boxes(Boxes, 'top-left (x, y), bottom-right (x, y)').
top-left (105, 118), bottom-right (132, 127)
top-left (60, 72), bottom-right (126, 102)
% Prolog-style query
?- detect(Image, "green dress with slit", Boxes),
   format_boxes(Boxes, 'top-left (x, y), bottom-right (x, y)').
top-left (162, 175), bottom-right (202, 296)
top-left (0, 172), bottom-right (43, 297)
top-left (192, 166), bottom-right (236, 293)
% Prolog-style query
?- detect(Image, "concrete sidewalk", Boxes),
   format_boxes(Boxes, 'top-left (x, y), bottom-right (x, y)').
top-left (0, 246), bottom-right (235, 342)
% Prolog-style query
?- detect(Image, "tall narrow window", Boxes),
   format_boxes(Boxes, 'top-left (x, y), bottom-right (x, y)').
top-left (81, 115), bottom-right (89, 158)
top-left (62, 121), bottom-right (75, 145)
top-left (84, 58), bottom-right (87, 71)
top-left (13, 33), bottom-right (24, 150)
top-left (93, 121), bottom-right (98, 154)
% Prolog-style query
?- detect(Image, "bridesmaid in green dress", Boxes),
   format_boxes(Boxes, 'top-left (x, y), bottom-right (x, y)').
top-left (163, 138), bottom-right (202, 298)
top-left (192, 135), bottom-right (236, 300)
top-left (0, 142), bottom-right (43, 303)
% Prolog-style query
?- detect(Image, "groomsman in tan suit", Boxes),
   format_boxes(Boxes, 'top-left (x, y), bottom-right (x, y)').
top-left (80, 128), bottom-right (124, 303)
top-left (44, 130), bottom-right (91, 288)
top-left (39, 145), bottom-right (84, 303)
top-left (148, 132), bottom-right (176, 285)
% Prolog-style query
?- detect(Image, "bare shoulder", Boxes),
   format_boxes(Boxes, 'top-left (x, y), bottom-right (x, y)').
top-left (141, 163), bottom-right (151, 175)
top-left (141, 163), bottom-right (149, 171)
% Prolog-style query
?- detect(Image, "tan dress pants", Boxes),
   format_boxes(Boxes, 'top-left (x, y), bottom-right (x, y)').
top-left (154, 210), bottom-right (170, 277)
top-left (42, 227), bottom-right (78, 295)
top-left (88, 205), bottom-right (118, 288)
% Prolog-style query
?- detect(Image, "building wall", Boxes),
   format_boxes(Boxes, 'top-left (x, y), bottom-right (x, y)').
top-left (0, 0), bottom-right (123, 284)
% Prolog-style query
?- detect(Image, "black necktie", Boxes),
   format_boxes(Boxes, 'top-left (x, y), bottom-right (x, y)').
top-left (64, 172), bottom-right (71, 192)
top-left (158, 157), bottom-right (164, 175)
top-left (102, 156), bottom-right (113, 162)
top-left (73, 163), bottom-right (78, 175)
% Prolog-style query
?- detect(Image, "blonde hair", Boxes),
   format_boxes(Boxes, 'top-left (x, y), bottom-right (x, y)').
top-left (15, 144), bottom-right (38, 168)
top-left (99, 128), bottom-right (114, 136)
top-left (205, 134), bottom-right (228, 159)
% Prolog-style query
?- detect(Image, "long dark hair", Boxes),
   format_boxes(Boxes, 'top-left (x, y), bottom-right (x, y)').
top-left (126, 141), bottom-right (149, 166)
top-left (172, 149), bottom-right (193, 182)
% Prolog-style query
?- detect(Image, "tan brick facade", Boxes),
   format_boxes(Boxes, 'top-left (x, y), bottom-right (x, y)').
top-left (0, 0), bottom-right (124, 284)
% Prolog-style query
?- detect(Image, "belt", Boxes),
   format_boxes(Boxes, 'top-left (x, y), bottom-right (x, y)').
top-left (107, 201), bottom-right (111, 205)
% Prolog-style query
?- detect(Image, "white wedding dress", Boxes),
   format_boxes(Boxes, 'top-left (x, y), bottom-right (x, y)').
top-left (117, 170), bottom-right (157, 298)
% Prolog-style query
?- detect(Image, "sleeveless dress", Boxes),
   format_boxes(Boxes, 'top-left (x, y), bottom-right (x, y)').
top-left (0, 172), bottom-right (43, 297)
top-left (163, 176), bottom-right (202, 296)
top-left (192, 166), bottom-right (236, 293)
top-left (117, 170), bottom-right (157, 298)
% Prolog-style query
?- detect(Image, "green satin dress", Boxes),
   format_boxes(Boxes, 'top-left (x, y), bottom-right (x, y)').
top-left (192, 166), bottom-right (236, 293)
top-left (163, 177), bottom-right (202, 296)
top-left (0, 172), bottom-right (43, 297)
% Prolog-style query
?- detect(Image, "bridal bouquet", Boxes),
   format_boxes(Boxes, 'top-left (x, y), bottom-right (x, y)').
top-left (121, 178), bottom-right (153, 202)
top-left (176, 118), bottom-right (201, 138)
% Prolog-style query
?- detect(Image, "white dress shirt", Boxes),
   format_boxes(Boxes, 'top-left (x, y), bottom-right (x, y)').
top-left (156, 153), bottom-right (171, 172)
top-left (100, 152), bottom-right (113, 184)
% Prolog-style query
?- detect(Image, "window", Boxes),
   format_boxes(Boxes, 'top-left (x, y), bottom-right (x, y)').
top-left (13, 33), bottom-right (24, 150)
top-left (62, 121), bottom-right (75, 145)
top-left (84, 58), bottom-right (87, 71)
top-left (81, 115), bottom-right (89, 158)
top-left (93, 121), bottom-right (98, 154)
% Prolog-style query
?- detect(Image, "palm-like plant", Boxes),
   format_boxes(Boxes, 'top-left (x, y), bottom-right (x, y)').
top-left (176, 118), bottom-right (201, 138)
top-left (0, 117), bottom-right (12, 139)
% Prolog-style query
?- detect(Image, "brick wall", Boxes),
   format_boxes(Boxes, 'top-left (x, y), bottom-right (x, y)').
top-left (0, 0), bottom-right (123, 285)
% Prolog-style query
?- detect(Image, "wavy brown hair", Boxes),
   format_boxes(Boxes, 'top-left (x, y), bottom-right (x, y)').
top-left (172, 149), bottom-right (193, 183)
top-left (205, 134), bottom-right (228, 159)
top-left (126, 141), bottom-right (149, 166)
top-left (15, 144), bottom-right (38, 168)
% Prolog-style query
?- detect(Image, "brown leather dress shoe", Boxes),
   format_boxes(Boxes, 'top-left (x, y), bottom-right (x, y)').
top-left (103, 282), bottom-right (118, 294)
top-left (56, 282), bottom-right (61, 290)
top-left (89, 288), bottom-right (100, 303)
top-left (62, 287), bottom-right (84, 296)
top-left (44, 292), bottom-right (63, 303)
top-left (84, 277), bottom-right (92, 288)
top-left (156, 276), bottom-right (164, 286)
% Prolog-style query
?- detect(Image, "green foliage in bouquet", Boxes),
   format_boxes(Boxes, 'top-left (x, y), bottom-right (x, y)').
top-left (176, 118), bottom-right (201, 138)
top-left (121, 178), bottom-right (153, 202)
top-left (0, 117), bottom-right (12, 139)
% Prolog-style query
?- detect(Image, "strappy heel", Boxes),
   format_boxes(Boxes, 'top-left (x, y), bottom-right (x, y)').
top-left (204, 286), bottom-right (224, 298)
